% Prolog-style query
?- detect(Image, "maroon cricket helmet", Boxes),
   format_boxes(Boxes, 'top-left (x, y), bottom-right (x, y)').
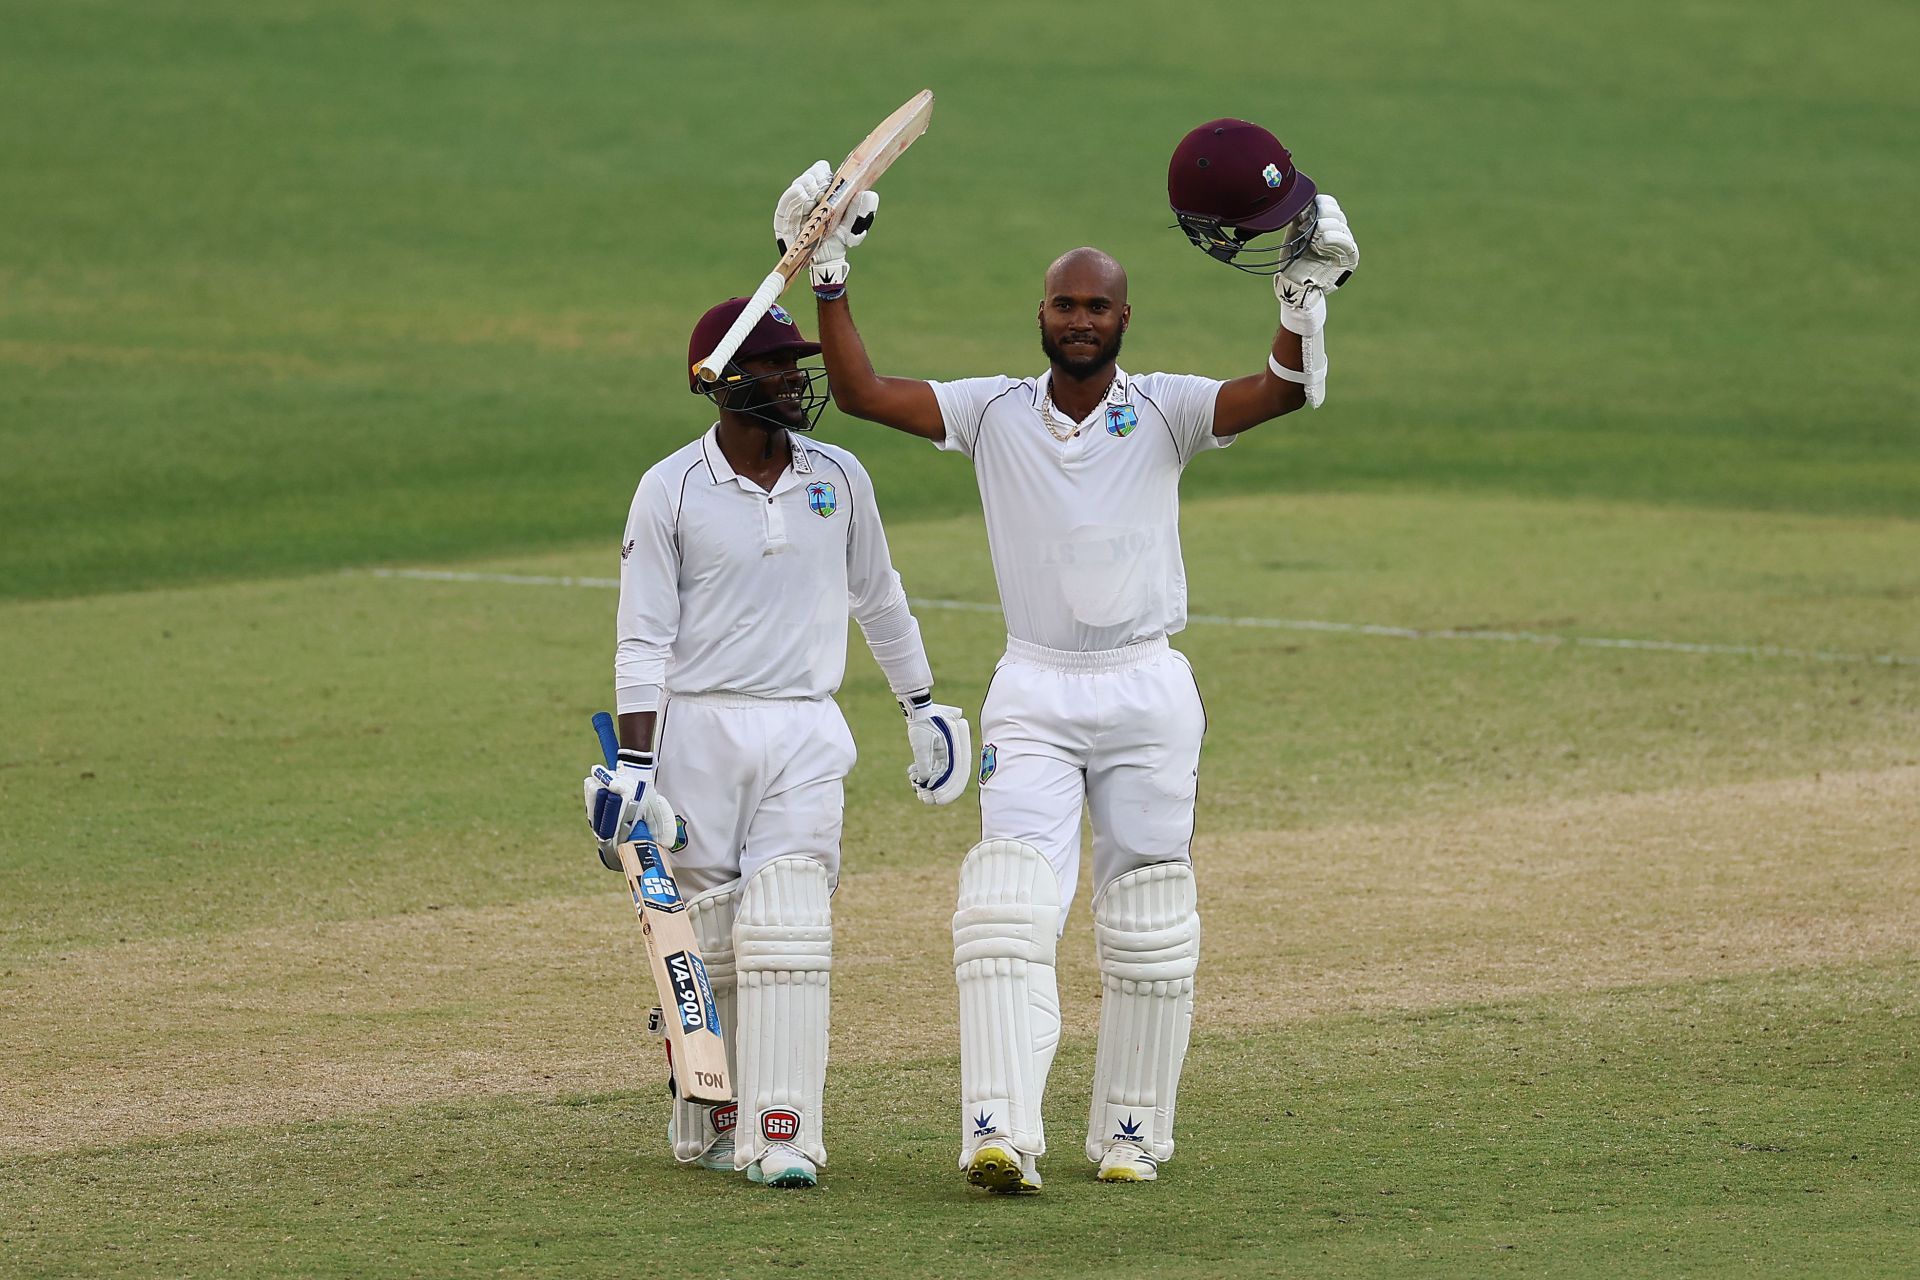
top-left (1167, 118), bottom-right (1319, 274)
top-left (686, 297), bottom-right (822, 392)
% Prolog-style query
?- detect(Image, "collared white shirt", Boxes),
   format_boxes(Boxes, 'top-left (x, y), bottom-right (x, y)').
top-left (615, 427), bottom-right (930, 712)
top-left (929, 367), bottom-right (1227, 653)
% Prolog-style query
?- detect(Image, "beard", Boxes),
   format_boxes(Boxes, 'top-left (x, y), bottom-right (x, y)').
top-left (1040, 326), bottom-right (1123, 378)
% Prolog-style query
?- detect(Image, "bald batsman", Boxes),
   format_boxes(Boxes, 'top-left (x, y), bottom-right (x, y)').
top-left (775, 134), bottom-right (1358, 1191)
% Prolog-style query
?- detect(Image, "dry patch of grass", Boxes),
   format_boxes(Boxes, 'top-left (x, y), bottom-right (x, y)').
top-left (5, 766), bottom-right (1913, 1155)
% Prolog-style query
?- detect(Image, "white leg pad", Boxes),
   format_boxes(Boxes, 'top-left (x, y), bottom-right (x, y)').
top-left (670, 878), bottom-right (740, 1165)
top-left (732, 856), bottom-right (832, 1169)
top-left (954, 839), bottom-right (1061, 1163)
top-left (1086, 861), bottom-right (1200, 1164)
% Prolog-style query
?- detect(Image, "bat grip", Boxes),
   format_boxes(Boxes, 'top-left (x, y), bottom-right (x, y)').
top-left (591, 711), bottom-right (619, 769)
top-left (692, 270), bottom-right (787, 383)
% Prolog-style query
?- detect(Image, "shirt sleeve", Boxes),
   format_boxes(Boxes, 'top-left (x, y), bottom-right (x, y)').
top-left (927, 375), bottom-right (1019, 459)
top-left (613, 469), bottom-right (680, 714)
top-left (842, 455), bottom-right (935, 696)
top-left (1140, 372), bottom-right (1232, 466)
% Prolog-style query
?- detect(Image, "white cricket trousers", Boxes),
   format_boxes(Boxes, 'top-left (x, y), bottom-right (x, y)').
top-left (977, 635), bottom-right (1205, 909)
top-left (653, 693), bottom-right (858, 895)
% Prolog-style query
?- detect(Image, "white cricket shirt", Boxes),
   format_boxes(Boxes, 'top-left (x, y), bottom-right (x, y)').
top-left (615, 427), bottom-right (931, 713)
top-left (929, 367), bottom-right (1227, 653)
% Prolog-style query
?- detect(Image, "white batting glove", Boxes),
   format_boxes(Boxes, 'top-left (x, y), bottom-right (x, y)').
top-left (1275, 194), bottom-right (1359, 308)
top-left (583, 752), bottom-right (682, 872)
top-left (899, 691), bottom-right (970, 805)
top-left (774, 160), bottom-right (832, 256)
top-left (810, 191), bottom-right (878, 297)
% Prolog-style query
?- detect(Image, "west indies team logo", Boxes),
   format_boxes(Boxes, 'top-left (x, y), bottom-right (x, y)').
top-left (1262, 162), bottom-right (1284, 188)
top-left (978, 743), bottom-right (997, 784)
top-left (1106, 404), bottom-right (1138, 437)
top-left (768, 302), bottom-right (795, 325)
top-left (806, 481), bottom-right (837, 517)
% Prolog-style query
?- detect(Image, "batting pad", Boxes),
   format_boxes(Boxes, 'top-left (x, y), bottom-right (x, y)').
top-left (953, 839), bottom-right (1061, 1162)
top-left (671, 878), bottom-right (740, 1165)
top-left (1086, 861), bottom-right (1200, 1163)
top-left (733, 856), bottom-right (833, 1168)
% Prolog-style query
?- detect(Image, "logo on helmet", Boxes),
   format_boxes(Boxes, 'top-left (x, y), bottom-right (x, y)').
top-left (768, 303), bottom-right (794, 325)
top-left (1262, 163), bottom-right (1284, 188)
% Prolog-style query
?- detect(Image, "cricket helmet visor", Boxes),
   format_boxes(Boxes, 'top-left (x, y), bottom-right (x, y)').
top-left (1167, 118), bottom-right (1319, 275)
top-left (686, 297), bottom-right (828, 432)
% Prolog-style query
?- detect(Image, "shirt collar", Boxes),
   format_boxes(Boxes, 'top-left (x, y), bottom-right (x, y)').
top-left (700, 425), bottom-right (813, 492)
top-left (1034, 366), bottom-right (1131, 424)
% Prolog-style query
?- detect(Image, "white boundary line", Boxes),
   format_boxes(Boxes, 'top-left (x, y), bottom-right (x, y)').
top-left (364, 568), bottom-right (1920, 668)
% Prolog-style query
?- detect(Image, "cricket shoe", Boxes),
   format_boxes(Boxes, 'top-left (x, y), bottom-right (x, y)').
top-left (1095, 1140), bottom-right (1159, 1183)
top-left (965, 1136), bottom-right (1042, 1195)
top-left (666, 1118), bottom-right (737, 1173)
top-left (746, 1142), bottom-right (818, 1189)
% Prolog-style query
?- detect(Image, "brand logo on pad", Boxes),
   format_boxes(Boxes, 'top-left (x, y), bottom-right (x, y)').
top-left (762, 1109), bottom-right (801, 1142)
top-left (972, 1110), bottom-right (996, 1138)
top-left (711, 1102), bottom-right (738, 1135)
top-left (806, 481), bottom-right (837, 518)
top-left (1114, 1114), bottom-right (1144, 1142)
top-left (1105, 404), bottom-right (1137, 437)
top-left (978, 743), bottom-right (997, 784)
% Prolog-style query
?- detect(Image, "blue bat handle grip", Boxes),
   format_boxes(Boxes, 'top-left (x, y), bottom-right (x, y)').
top-left (591, 710), bottom-right (619, 770)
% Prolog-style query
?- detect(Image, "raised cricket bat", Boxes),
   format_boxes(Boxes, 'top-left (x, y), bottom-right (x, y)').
top-left (691, 89), bottom-right (934, 384)
top-left (591, 712), bottom-right (731, 1106)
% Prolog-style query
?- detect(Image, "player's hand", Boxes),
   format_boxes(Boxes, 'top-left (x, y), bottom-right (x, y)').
top-left (900, 691), bottom-right (970, 805)
top-left (1276, 194), bottom-right (1359, 301)
top-left (810, 191), bottom-right (878, 296)
top-left (583, 752), bottom-right (681, 871)
top-left (774, 160), bottom-right (832, 256)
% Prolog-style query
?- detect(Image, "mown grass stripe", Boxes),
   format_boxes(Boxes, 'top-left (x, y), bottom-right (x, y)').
top-left (363, 567), bottom-right (1920, 667)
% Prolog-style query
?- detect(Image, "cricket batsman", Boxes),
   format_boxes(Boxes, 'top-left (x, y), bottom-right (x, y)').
top-left (582, 288), bottom-right (970, 1188)
top-left (777, 117), bottom-right (1360, 1190)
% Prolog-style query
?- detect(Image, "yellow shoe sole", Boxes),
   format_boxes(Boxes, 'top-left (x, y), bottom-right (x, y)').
top-left (1095, 1163), bottom-right (1155, 1183)
top-left (967, 1146), bottom-right (1040, 1195)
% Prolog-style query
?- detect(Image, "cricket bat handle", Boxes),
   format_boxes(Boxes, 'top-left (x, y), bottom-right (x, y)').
top-left (691, 269), bottom-right (788, 384)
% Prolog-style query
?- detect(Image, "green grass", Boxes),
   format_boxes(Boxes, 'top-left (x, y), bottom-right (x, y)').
top-left (3, 1), bottom-right (1917, 1275)
top-left (7, 963), bottom-right (1914, 1278)
top-left (4, 0), bottom-right (1918, 599)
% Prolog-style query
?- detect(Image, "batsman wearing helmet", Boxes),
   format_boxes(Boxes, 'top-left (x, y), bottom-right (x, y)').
top-left (779, 118), bottom-right (1359, 1191)
top-left (582, 291), bottom-right (970, 1188)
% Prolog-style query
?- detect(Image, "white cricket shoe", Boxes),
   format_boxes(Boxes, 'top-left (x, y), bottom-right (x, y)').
top-left (965, 1135), bottom-right (1042, 1195)
top-left (1095, 1140), bottom-right (1159, 1183)
top-left (666, 1117), bottom-right (737, 1174)
top-left (747, 1142), bottom-right (818, 1189)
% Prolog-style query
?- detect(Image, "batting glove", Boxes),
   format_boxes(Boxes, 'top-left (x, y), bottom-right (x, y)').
top-left (900, 691), bottom-right (971, 805)
top-left (583, 751), bottom-right (681, 872)
top-left (809, 191), bottom-right (878, 299)
top-left (774, 160), bottom-right (832, 256)
top-left (1275, 194), bottom-right (1359, 309)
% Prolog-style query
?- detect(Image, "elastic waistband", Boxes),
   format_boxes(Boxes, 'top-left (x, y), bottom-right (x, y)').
top-left (1003, 635), bottom-right (1168, 673)
top-left (666, 691), bottom-right (825, 710)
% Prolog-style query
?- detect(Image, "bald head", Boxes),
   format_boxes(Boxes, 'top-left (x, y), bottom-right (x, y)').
top-left (1043, 246), bottom-right (1128, 303)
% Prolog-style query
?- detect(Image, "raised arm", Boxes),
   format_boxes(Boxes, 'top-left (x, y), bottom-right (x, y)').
top-left (772, 163), bottom-right (945, 441)
top-left (1208, 194), bottom-right (1362, 438)
top-left (815, 293), bottom-right (945, 440)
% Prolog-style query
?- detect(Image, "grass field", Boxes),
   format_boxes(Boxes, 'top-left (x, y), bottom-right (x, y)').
top-left (3, 1), bottom-right (1917, 1277)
